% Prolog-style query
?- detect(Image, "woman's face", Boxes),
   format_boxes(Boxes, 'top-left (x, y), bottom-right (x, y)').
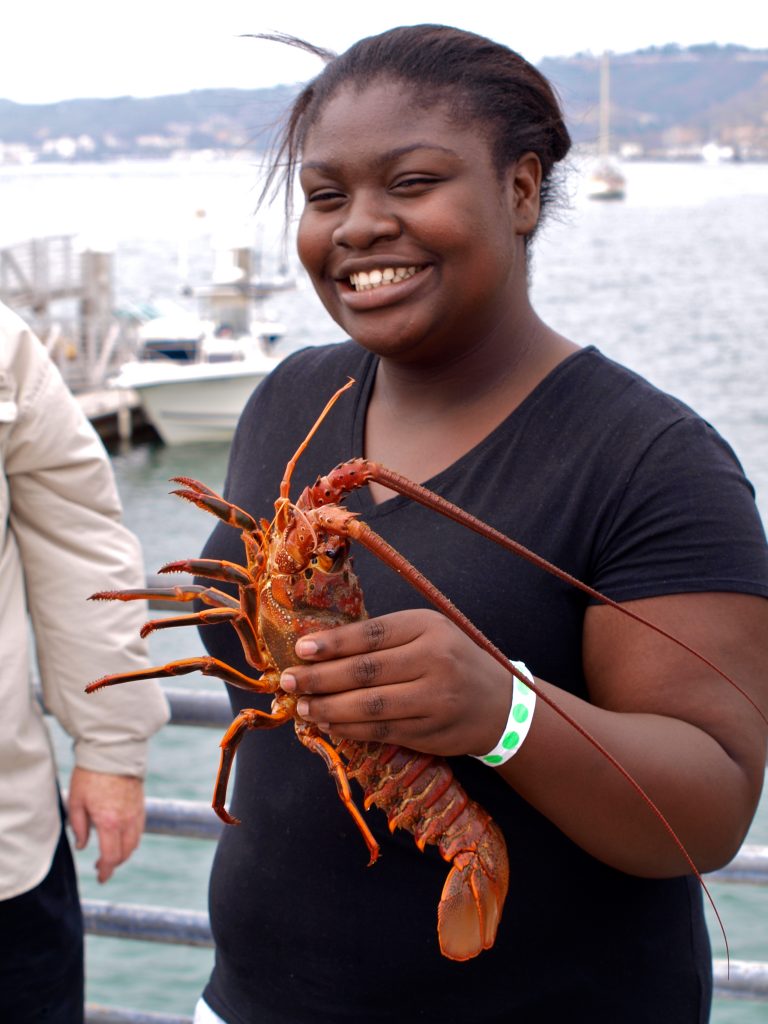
top-left (297, 79), bottom-right (540, 365)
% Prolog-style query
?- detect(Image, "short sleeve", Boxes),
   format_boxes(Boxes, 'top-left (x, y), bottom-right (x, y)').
top-left (591, 415), bottom-right (768, 602)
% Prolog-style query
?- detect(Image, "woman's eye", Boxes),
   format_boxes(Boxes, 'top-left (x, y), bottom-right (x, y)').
top-left (393, 176), bottom-right (439, 191)
top-left (307, 189), bottom-right (345, 205)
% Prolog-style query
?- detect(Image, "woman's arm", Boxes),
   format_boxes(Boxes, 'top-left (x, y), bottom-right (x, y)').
top-left (281, 590), bottom-right (768, 877)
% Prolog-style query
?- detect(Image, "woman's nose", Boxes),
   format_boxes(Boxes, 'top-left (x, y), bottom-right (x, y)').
top-left (331, 191), bottom-right (401, 249)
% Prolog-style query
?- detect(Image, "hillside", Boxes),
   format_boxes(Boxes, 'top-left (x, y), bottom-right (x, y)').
top-left (1, 44), bottom-right (767, 162)
top-left (541, 43), bottom-right (768, 157)
top-left (0, 85), bottom-right (298, 162)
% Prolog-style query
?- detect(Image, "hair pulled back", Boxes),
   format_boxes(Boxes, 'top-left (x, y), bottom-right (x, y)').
top-left (258, 24), bottom-right (572, 231)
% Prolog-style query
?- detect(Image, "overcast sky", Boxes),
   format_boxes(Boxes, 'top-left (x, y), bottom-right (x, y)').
top-left (2, 0), bottom-right (764, 104)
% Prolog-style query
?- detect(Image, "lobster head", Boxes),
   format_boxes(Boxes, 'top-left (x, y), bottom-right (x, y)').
top-left (257, 499), bottom-right (367, 670)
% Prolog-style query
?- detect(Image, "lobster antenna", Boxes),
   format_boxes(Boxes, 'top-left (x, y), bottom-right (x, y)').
top-left (346, 517), bottom-right (731, 966)
top-left (371, 466), bottom-right (767, 726)
top-left (279, 378), bottom-right (356, 501)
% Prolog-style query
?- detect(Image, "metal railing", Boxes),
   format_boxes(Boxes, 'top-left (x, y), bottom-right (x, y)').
top-left (77, 687), bottom-right (767, 1022)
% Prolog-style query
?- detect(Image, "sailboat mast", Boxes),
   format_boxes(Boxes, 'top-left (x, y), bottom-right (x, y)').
top-left (599, 51), bottom-right (611, 157)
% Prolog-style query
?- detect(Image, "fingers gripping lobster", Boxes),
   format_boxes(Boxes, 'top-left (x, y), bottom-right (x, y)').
top-left (87, 379), bottom-right (763, 962)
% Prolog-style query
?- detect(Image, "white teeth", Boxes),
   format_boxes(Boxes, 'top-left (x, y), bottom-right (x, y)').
top-left (349, 266), bottom-right (420, 291)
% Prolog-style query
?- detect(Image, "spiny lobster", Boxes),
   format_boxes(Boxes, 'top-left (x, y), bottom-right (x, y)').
top-left (86, 379), bottom-right (764, 962)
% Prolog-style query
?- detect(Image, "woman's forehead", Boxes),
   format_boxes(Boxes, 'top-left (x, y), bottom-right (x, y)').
top-left (301, 81), bottom-right (481, 163)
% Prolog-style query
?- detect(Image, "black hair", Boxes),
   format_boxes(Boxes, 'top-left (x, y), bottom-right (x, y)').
top-left (254, 25), bottom-right (572, 236)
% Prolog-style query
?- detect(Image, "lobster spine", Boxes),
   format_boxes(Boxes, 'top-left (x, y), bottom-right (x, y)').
top-left (337, 739), bottom-right (510, 960)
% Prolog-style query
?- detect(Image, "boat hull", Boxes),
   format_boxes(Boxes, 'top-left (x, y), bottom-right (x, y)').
top-left (113, 359), bottom-right (277, 445)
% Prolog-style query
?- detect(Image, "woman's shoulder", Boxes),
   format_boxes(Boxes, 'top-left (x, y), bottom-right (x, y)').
top-left (553, 347), bottom-right (700, 423)
top-left (531, 348), bottom-right (768, 600)
top-left (540, 346), bottom-right (730, 461)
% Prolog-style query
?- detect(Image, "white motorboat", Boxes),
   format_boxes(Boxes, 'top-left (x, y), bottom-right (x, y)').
top-left (112, 311), bottom-right (284, 446)
top-left (113, 243), bottom-right (291, 445)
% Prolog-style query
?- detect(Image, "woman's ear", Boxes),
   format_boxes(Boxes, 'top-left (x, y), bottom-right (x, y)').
top-left (505, 152), bottom-right (542, 236)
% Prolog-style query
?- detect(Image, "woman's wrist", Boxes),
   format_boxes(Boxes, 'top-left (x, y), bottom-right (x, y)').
top-left (471, 661), bottom-right (537, 766)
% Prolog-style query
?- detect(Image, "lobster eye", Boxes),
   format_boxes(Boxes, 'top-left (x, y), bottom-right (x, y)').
top-left (314, 544), bottom-right (346, 572)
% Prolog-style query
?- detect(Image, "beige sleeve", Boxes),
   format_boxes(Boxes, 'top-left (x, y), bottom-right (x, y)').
top-left (5, 313), bottom-right (169, 778)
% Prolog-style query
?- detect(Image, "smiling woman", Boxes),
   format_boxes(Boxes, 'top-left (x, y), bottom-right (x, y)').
top-left (184, 24), bottom-right (768, 1024)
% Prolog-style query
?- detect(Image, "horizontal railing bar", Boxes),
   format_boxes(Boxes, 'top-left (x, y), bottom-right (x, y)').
top-left (705, 845), bottom-right (768, 884)
top-left (86, 1006), bottom-right (192, 1024)
top-left (165, 687), bottom-right (232, 727)
top-left (81, 901), bottom-right (768, 1001)
top-left (713, 959), bottom-right (768, 999)
top-left (82, 899), bottom-right (213, 948)
top-left (138, 793), bottom-right (768, 883)
top-left (144, 796), bottom-right (223, 840)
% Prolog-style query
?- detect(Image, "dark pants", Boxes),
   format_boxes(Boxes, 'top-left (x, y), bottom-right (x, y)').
top-left (0, 819), bottom-right (85, 1023)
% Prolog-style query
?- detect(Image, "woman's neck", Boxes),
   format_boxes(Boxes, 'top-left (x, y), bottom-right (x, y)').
top-left (374, 307), bottom-right (574, 410)
top-left (362, 313), bottom-right (578, 502)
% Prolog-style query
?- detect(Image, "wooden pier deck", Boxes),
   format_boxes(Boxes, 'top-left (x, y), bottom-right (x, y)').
top-left (75, 387), bottom-right (156, 444)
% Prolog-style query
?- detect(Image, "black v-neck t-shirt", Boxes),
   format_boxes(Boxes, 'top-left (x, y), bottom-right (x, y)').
top-left (199, 342), bottom-right (768, 1023)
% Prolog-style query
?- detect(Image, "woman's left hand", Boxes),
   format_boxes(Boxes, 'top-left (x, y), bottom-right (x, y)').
top-left (280, 608), bottom-right (513, 757)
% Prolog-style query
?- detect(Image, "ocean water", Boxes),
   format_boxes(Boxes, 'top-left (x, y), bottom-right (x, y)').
top-left (5, 156), bottom-right (766, 1021)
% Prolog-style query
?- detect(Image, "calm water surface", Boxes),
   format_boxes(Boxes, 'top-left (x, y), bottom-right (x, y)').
top-left (9, 156), bottom-right (765, 1021)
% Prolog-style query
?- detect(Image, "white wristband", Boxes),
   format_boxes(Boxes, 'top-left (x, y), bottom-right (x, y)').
top-left (472, 661), bottom-right (537, 766)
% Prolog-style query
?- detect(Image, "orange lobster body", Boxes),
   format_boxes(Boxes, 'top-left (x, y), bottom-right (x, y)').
top-left (256, 468), bottom-right (510, 958)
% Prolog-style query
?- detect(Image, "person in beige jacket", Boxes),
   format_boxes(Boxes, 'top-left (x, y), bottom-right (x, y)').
top-left (0, 301), bottom-right (169, 1022)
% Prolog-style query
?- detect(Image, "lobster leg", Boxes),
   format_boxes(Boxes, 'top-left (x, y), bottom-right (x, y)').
top-left (86, 656), bottom-right (277, 695)
top-left (93, 567), bottom-right (267, 669)
top-left (294, 722), bottom-right (380, 865)
top-left (170, 478), bottom-right (261, 533)
top-left (157, 558), bottom-right (266, 666)
top-left (214, 692), bottom-right (290, 824)
top-left (159, 558), bottom-right (253, 588)
top-left (91, 587), bottom-right (244, 639)
top-left (138, 608), bottom-right (240, 640)
top-left (91, 585), bottom-right (238, 608)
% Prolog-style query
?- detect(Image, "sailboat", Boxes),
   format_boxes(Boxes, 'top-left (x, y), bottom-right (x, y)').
top-left (587, 52), bottom-right (626, 201)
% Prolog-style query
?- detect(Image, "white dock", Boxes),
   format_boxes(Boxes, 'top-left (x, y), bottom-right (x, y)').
top-left (75, 386), bottom-right (154, 444)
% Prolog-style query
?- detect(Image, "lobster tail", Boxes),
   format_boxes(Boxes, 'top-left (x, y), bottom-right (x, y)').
top-left (437, 812), bottom-right (509, 961)
top-left (339, 741), bottom-right (510, 961)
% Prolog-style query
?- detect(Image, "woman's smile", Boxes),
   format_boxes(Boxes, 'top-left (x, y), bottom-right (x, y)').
top-left (338, 264), bottom-right (432, 311)
top-left (349, 265), bottom-right (423, 292)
